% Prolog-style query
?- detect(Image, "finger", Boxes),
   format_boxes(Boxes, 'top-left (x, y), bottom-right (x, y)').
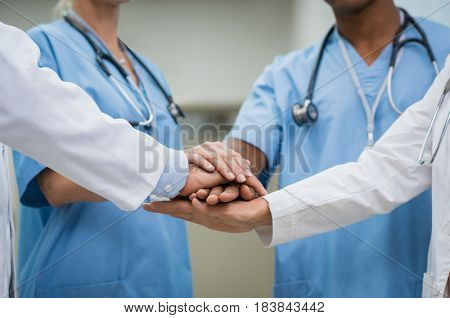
top-left (204, 144), bottom-right (250, 181)
top-left (226, 149), bottom-right (252, 181)
top-left (187, 153), bottom-right (215, 172)
top-left (213, 156), bottom-right (236, 181)
top-left (196, 189), bottom-right (210, 200)
top-left (219, 184), bottom-right (240, 203)
top-left (196, 147), bottom-right (235, 180)
top-left (203, 143), bottom-right (244, 180)
top-left (227, 156), bottom-right (247, 183)
top-left (144, 200), bottom-right (192, 215)
top-left (206, 186), bottom-right (224, 205)
top-left (234, 155), bottom-right (253, 177)
top-left (243, 175), bottom-right (267, 196)
top-left (192, 197), bottom-right (208, 211)
top-left (189, 193), bottom-right (197, 201)
top-left (179, 167), bottom-right (225, 197)
top-left (240, 184), bottom-right (258, 201)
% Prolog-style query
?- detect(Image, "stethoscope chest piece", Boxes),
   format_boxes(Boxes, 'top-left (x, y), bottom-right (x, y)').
top-left (292, 99), bottom-right (319, 126)
top-left (168, 102), bottom-right (185, 123)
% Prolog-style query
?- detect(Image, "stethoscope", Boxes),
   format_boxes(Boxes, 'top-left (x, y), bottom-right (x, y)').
top-left (292, 8), bottom-right (439, 147)
top-left (64, 15), bottom-right (185, 128)
top-left (418, 77), bottom-right (450, 165)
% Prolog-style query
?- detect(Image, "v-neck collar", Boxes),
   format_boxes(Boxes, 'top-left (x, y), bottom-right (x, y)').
top-left (67, 10), bottom-right (145, 92)
top-left (334, 28), bottom-right (394, 76)
top-left (334, 9), bottom-right (405, 74)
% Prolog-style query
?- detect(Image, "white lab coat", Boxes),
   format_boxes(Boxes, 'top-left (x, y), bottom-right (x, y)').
top-left (0, 143), bottom-right (14, 298)
top-left (0, 22), bottom-right (186, 297)
top-left (260, 54), bottom-right (450, 297)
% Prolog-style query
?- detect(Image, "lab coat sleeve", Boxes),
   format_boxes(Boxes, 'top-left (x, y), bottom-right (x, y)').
top-left (13, 29), bottom-right (64, 208)
top-left (0, 22), bottom-right (188, 211)
top-left (258, 55), bottom-right (450, 247)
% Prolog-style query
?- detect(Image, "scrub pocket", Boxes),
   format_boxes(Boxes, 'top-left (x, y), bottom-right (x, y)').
top-left (36, 280), bottom-right (126, 298)
top-left (273, 279), bottom-right (312, 298)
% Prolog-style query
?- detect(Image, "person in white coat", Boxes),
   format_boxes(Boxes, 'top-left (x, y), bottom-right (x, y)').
top-left (0, 22), bottom-right (264, 297)
top-left (147, 55), bottom-right (450, 297)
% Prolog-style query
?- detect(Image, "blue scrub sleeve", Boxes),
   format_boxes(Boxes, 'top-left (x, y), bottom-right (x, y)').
top-left (12, 28), bottom-right (62, 208)
top-left (27, 27), bottom-right (61, 72)
top-left (13, 152), bottom-right (49, 208)
top-left (227, 64), bottom-right (282, 171)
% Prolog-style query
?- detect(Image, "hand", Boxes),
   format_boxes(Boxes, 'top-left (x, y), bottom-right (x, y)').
top-left (189, 184), bottom-right (258, 205)
top-left (179, 164), bottom-right (224, 197)
top-left (185, 142), bottom-right (252, 183)
top-left (179, 165), bottom-right (267, 198)
top-left (144, 197), bottom-right (272, 233)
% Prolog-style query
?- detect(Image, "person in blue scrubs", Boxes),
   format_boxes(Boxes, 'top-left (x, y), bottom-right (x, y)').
top-left (224, 0), bottom-right (450, 297)
top-left (14, 0), bottom-right (192, 297)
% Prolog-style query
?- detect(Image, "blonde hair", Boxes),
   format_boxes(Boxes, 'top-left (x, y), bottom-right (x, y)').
top-left (53, 0), bottom-right (73, 18)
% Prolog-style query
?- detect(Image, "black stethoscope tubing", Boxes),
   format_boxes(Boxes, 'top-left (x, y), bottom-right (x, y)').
top-left (64, 15), bottom-right (185, 126)
top-left (292, 8), bottom-right (438, 127)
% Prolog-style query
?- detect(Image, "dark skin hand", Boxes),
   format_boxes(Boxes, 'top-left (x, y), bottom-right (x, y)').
top-left (144, 197), bottom-right (272, 233)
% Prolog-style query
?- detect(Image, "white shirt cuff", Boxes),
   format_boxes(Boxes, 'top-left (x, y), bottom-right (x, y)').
top-left (150, 148), bottom-right (189, 201)
top-left (256, 190), bottom-right (309, 247)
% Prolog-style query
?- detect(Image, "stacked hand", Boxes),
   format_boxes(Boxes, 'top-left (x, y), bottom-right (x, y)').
top-left (143, 142), bottom-right (272, 232)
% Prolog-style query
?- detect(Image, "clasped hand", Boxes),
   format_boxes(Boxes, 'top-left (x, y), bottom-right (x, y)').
top-left (143, 142), bottom-right (272, 233)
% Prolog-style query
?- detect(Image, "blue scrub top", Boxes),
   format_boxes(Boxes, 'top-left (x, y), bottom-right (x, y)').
top-left (14, 19), bottom-right (192, 297)
top-left (229, 19), bottom-right (450, 297)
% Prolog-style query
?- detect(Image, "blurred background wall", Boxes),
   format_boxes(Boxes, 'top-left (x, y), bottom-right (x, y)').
top-left (1, 0), bottom-right (448, 297)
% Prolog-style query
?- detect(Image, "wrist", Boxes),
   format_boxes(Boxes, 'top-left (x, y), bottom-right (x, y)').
top-left (179, 164), bottom-right (196, 196)
top-left (253, 197), bottom-right (272, 228)
top-left (152, 149), bottom-right (189, 200)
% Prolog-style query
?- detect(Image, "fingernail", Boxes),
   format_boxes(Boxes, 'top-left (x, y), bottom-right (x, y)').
top-left (244, 169), bottom-right (253, 177)
top-left (226, 172), bottom-right (235, 180)
top-left (207, 164), bottom-right (215, 172)
top-left (237, 174), bottom-right (246, 182)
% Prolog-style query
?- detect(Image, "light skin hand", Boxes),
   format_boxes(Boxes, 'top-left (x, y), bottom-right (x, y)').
top-left (190, 138), bottom-right (267, 205)
top-left (144, 197), bottom-right (272, 233)
top-left (185, 142), bottom-right (253, 183)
